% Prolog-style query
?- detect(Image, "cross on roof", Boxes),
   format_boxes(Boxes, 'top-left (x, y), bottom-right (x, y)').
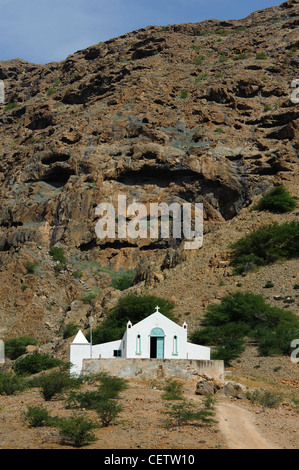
top-left (155, 306), bottom-right (160, 313)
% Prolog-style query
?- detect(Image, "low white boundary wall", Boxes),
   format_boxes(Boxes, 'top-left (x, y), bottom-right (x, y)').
top-left (82, 358), bottom-right (225, 383)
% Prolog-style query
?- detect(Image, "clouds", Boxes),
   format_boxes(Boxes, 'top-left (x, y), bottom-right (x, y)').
top-left (0, 0), bottom-right (282, 64)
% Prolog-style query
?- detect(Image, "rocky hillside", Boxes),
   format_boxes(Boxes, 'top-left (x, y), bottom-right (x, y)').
top-left (0, 0), bottom-right (298, 352)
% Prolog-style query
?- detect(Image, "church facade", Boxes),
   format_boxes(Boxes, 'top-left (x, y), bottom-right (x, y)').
top-left (70, 306), bottom-right (210, 376)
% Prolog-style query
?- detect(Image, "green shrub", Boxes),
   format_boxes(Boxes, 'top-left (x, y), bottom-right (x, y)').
top-left (33, 370), bottom-right (82, 401)
top-left (233, 53), bottom-right (248, 60)
top-left (0, 371), bottom-right (28, 395)
top-left (263, 281), bottom-right (274, 288)
top-left (57, 414), bottom-right (98, 447)
top-left (190, 291), bottom-right (299, 365)
top-left (256, 52), bottom-right (268, 60)
top-left (193, 55), bottom-right (205, 65)
top-left (14, 353), bottom-right (65, 375)
top-left (5, 336), bottom-right (38, 360)
top-left (253, 186), bottom-right (296, 213)
top-left (180, 90), bottom-right (189, 99)
top-left (4, 102), bottom-right (18, 112)
top-left (72, 270), bottom-right (83, 279)
top-left (88, 294), bottom-right (176, 344)
top-left (161, 379), bottom-right (184, 400)
top-left (163, 399), bottom-right (217, 427)
top-left (246, 390), bottom-right (282, 408)
top-left (96, 371), bottom-right (128, 399)
top-left (229, 221), bottom-right (299, 274)
top-left (49, 246), bottom-right (67, 263)
top-left (62, 323), bottom-right (80, 339)
top-left (80, 292), bottom-right (98, 303)
top-left (23, 405), bottom-right (53, 427)
top-left (24, 261), bottom-right (38, 274)
top-left (111, 270), bottom-right (136, 291)
top-left (46, 88), bottom-right (56, 96)
top-left (65, 389), bottom-right (106, 410)
top-left (95, 399), bottom-right (123, 427)
top-left (98, 266), bottom-right (136, 291)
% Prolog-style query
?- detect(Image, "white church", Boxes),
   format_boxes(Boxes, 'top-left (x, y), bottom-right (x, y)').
top-left (70, 306), bottom-right (210, 376)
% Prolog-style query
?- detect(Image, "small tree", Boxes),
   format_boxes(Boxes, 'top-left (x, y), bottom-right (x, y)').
top-left (161, 378), bottom-right (184, 400)
top-left (14, 353), bottom-right (65, 375)
top-left (23, 405), bottom-right (53, 427)
top-left (5, 336), bottom-right (38, 360)
top-left (96, 399), bottom-right (123, 427)
top-left (57, 414), bottom-right (98, 447)
top-left (34, 369), bottom-right (82, 401)
top-left (0, 371), bottom-right (27, 395)
top-left (253, 186), bottom-right (296, 213)
top-left (163, 399), bottom-right (217, 427)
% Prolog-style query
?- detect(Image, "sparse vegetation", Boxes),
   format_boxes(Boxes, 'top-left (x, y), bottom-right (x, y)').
top-left (4, 102), bottom-right (18, 112)
top-left (161, 378), bottom-right (184, 400)
top-left (0, 371), bottom-right (28, 395)
top-left (49, 246), bottom-right (67, 263)
top-left (14, 353), bottom-right (65, 375)
top-left (246, 390), bottom-right (282, 408)
top-left (5, 336), bottom-right (38, 360)
top-left (163, 396), bottom-right (217, 427)
top-left (24, 261), bottom-right (38, 274)
top-left (32, 369), bottom-right (82, 401)
top-left (62, 323), bottom-right (80, 339)
top-left (253, 186), bottom-right (297, 213)
top-left (57, 414), bottom-right (98, 447)
top-left (190, 291), bottom-right (299, 365)
top-left (256, 52), bottom-right (268, 60)
top-left (23, 405), bottom-right (54, 427)
top-left (229, 221), bottom-right (299, 274)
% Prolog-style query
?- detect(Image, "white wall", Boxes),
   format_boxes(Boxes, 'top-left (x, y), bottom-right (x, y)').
top-left (186, 342), bottom-right (210, 360)
top-left (125, 312), bottom-right (189, 359)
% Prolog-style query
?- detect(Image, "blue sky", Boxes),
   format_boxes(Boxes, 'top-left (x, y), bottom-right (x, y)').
top-left (0, 0), bottom-right (283, 64)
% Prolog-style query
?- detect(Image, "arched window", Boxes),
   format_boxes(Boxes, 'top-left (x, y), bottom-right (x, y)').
top-left (172, 335), bottom-right (178, 355)
top-left (136, 334), bottom-right (141, 355)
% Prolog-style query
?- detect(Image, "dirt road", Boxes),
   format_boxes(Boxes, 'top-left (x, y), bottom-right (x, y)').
top-left (216, 402), bottom-right (281, 449)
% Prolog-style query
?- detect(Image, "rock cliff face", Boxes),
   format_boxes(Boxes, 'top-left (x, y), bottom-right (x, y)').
top-left (0, 0), bottom-right (298, 347)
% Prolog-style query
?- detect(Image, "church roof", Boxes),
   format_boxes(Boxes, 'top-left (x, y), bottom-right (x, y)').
top-left (71, 330), bottom-right (89, 344)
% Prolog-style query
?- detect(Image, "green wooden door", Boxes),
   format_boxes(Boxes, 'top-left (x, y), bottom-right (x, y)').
top-left (156, 337), bottom-right (164, 358)
top-left (150, 328), bottom-right (165, 358)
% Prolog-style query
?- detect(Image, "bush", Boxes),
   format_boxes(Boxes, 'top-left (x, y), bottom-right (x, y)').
top-left (163, 399), bottom-right (217, 427)
top-left (5, 336), bottom-right (38, 360)
top-left (4, 102), bottom-right (18, 112)
top-left (62, 323), bottom-right (80, 339)
top-left (229, 221), bottom-right (299, 274)
top-left (246, 390), bottom-right (282, 408)
top-left (33, 370), bottom-right (82, 401)
top-left (253, 186), bottom-right (296, 213)
top-left (96, 371), bottom-right (128, 399)
top-left (49, 246), bottom-right (67, 263)
top-left (14, 353), bottom-right (65, 375)
top-left (95, 399), bottom-right (123, 427)
top-left (111, 270), bottom-right (136, 291)
top-left (89, 294), bottom-right (177, 344)
top-left (256, 52), bottom-right (268, 60)
top-left (263, 281), bottom-right (274, 288)
top-left (23, 405), bottom-right (53, 427)
top-left (0, 371), bottom-right (28, 395)
top-left (57, 414), bottom-right (98, 447)
top-left (24, 261), bottom-right (38, 274)
top-left (161, 379), bottom-right (184, 400)
top-left (65, 389), bottom-right (106, 410)
top-left (190, 291), bottom-right (299, 365)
